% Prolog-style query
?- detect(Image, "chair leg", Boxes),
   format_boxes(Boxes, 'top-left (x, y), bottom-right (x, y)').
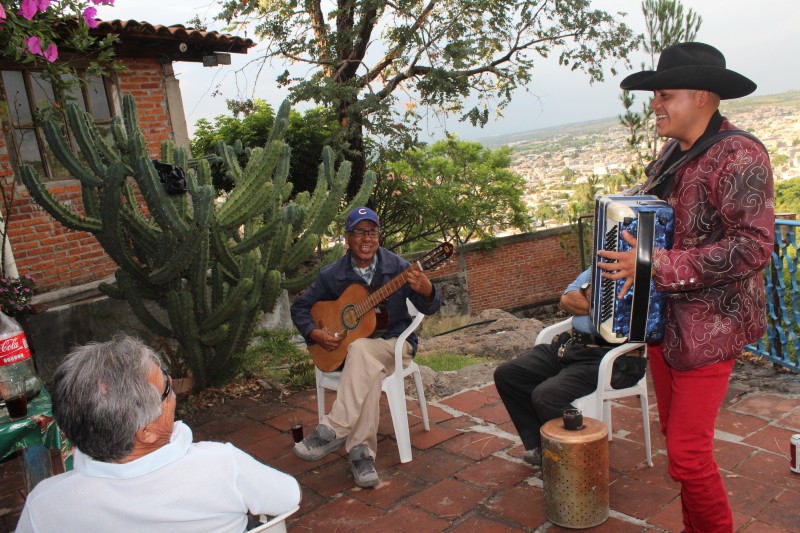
top-left (412, 368), bottom-right (430, 431)
top-left (640, 393), bottom-right (653, 467)
top-left (316, 384), bottom-right (326, 425)
top-left (604, 400), bottom-right (613, 441)
top-left (385, 378), bottom-right (413, 463)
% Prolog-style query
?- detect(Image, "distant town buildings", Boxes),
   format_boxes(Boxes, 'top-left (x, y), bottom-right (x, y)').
top-left (507, 94), bottom-right (800, 223)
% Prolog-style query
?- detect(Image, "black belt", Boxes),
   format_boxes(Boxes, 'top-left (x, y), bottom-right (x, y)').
top-left (570, 329), bottom-right (614, 348)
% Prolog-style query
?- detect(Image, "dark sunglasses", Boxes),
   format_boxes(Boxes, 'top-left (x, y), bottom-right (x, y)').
top-left (160, 368), bottom-right (172, 402)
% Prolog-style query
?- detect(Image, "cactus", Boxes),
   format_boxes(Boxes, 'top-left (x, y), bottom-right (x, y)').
top-left (20, 96), bottom-right (375, 391)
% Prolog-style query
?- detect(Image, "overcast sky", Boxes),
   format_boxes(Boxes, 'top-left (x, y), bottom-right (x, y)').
top-left (98, 0), bottom-right (800, 141)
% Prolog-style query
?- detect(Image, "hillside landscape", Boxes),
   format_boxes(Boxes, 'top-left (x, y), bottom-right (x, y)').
top-left (478, 91), bottom-right (800, 223)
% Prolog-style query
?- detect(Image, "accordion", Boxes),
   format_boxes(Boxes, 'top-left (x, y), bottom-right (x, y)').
top-left (590, 195), bottom-right (674, 344)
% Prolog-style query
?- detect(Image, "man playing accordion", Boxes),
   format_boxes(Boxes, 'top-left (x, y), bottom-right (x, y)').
top-left (597, 42), bottom-right (774, 533)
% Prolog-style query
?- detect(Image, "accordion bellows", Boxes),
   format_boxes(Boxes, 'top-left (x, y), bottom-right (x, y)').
top-left (591, 195), bottom-right (674, 344)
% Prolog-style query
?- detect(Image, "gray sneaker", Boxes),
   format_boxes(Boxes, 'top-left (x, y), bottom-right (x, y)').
top-left (348, 444), bottom-right (380, 488)
top-left (293, 424), bottom-right (345, 461)
top-left (523, 447), bottom-right (542, 467)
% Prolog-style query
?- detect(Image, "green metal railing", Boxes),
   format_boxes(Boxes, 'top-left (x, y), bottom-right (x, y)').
top-left (747, 219), bottom-right (800, 372)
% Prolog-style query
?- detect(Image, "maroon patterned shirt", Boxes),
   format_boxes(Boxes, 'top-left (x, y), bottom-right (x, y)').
top-left (650, 118), bottom-right (774, 370)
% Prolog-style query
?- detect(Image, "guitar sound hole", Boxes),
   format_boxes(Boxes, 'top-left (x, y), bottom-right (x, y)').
top-left (341, 305), bottom-right (360, 330)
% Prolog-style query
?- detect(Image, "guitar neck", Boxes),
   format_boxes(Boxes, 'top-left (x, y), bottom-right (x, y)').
top-left (358, 262), bottom-right (420, 317)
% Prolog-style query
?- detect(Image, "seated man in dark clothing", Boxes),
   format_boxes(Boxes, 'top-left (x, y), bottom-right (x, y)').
top-left (494, 268), bottom-right (646, 466)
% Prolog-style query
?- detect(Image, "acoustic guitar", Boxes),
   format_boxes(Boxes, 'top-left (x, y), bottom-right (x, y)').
top-left (308, 242), bottom-right (454, 371)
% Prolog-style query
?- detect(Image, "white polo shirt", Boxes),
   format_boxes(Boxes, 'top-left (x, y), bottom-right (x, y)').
top-left (16, 422), bottom-right (300, 533)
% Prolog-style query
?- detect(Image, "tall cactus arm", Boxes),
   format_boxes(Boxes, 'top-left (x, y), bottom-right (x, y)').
top-left (216, 142), bottom-right (284, 229)
top-left (97, 162), bottom-right (152, 283)
top-left (266, 220), bottom-right (292, 271)
top-left (193, 157), bottom-right (213, 188)
top-left (66, 105), bottom-right (108, 178)
top-left (230, 217), bottom-right (280, 256)
top-left (119, 201), bottom-right (160, 254)
top-left (267, 100), bottom-right (291, 143)
top-left (303, 150), bottom-right (350, 237)
top-left (159, 140), bottom-right (174, 165)
top-left (133, 155), bottom-right (189, 234)
top-left (281, 243), bottom-right (344, 292)
top-left (344, 169), bottom-right (377, 213)
top-left (208, 300), bottom-right (261, 383)
top-left (111, 115), bottom-right (128, 152)
top-left (189, 228), bottom-right (210, 321)
top-left (115, 270), bottom-right (173, 337)
top-left (216, 180), bottom-right (275, 230)
top-left (282, 231), bottom-right (318, 271)
top-left (19, 165), bottom-right (102, 232)
top-left (199, 324), bottom-right (228, 347)
top-left (246, 264), bottom-right (266, 310)
top-left (122, 95), bottom-right (141, 144)
top-left (165, 289), bottom-right (206, 387)
top-left (210, 222), bottom-right (242, 278)
top-left (98, 281), bottom-right (123, 299)
top-left (81, 183), bottom-right (101, 222)
top-left (217, 141), bottom-right (244, 184)
top-left (41, 120), bottom-right (103, 187)
top-left (200, 277), bottom-right (254, 331)
top-left (261, 269), bottom-right (282, 313)
top-left (91, 124), bottom-right (128, 170)
top-left (148, 186), bottom-right (213, 285)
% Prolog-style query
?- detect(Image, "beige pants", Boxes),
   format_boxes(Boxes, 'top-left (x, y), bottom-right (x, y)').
top-left (322, 337), bottom-right (412, 459)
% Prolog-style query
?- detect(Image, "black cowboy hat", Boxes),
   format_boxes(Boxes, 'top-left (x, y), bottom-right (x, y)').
top-left (620, 42), bottom-right (756, 100)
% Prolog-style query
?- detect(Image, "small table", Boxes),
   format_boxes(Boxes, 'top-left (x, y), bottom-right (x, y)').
top-left (0, 389), bottom-right (72, 491)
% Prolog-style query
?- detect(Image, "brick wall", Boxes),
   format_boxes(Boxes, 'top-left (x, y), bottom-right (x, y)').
top-left (0, 58), bottom-right (173, 291)
top-left (427, 227), bottom-right (585, 315)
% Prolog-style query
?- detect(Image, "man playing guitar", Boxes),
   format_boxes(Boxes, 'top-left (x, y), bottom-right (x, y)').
top-left (290, 207), bottom-right (441, 488)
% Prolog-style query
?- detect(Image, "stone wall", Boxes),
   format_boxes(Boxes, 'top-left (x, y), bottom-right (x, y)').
top-left (424, 226), bottom-right (585, 315)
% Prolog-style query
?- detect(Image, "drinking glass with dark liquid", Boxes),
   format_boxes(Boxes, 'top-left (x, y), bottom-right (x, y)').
top-left (0, 377), bottom-right (28, 419)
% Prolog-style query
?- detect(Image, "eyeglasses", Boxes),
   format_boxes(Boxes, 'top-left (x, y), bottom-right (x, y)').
top-left (160, 368), bottom-right (172, 402)
top-left (348, 228), bottom-right (379, 239)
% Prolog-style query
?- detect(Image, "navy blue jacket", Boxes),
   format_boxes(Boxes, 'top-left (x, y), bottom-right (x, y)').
top-left (291, 247), bottom-right (442, 355)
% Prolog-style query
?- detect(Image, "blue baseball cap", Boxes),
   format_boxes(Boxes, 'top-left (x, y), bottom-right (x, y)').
top-left (346, 207), bottom-right (380, 231)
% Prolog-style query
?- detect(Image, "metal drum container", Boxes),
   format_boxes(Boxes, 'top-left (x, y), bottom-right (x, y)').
top-left (540, 410), bottom-right (609, 528)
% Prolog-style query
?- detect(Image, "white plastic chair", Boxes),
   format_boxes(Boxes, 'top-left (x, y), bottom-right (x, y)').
top-left (249, 505), bottom-right (300, 532)
top-left (536, 318), bottom-right (653, 467)
top-left (315, 299), bottom-right (430, 463)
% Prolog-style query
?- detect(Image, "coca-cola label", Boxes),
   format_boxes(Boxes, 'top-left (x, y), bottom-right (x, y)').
top-left (0, 332), bottom-right (31, 366)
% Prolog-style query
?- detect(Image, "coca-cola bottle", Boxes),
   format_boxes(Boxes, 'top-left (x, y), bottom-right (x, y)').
top-left (0, 311), bottom-right (41, 400)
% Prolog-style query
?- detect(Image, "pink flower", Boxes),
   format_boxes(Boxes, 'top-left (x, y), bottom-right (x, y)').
top-left (36, 0), bottom-right (51, 11)
top-left (19, 0), bottom-right (38, 20)
top-left (91, 0), bottom-right (114, 4)
top-left (42, 43), bottom-right (58, 62)
top-left (82, 6), bottom-right (97, 27)
top-left (25, 35), bottom-right (43, 55)
top-left (0, 3), bottom-right (6, 23)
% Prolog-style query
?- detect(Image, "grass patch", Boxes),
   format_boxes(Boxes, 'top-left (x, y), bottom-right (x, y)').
top-left (241, 329), bottom-right (315, 389)
top-left (415, 351), bottom-right (490, 372)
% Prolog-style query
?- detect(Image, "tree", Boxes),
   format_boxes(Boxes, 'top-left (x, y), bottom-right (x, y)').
top-left (374, 135), bottom-right (532, 250)
top-left (775, 177), bottom-right (800, 216)
top-left (20, 97), bottom-right (375, 390)
top-left (619, 0), bottom-right (702, 165)
top-left (191, 99), bottom-right (344, 195)
top-left (216, 0), bottom-right (639, 196)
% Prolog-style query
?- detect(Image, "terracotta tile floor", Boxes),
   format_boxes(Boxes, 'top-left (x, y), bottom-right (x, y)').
top-left (2, 368), bottom-right (800, 532)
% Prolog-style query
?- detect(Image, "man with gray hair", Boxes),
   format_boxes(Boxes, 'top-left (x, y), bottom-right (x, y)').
top-left (16, 335), bottom-right (300, 533)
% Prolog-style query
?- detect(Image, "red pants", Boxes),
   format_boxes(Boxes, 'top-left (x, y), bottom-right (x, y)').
top-left (649, 345), bottom-right (735, 533)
